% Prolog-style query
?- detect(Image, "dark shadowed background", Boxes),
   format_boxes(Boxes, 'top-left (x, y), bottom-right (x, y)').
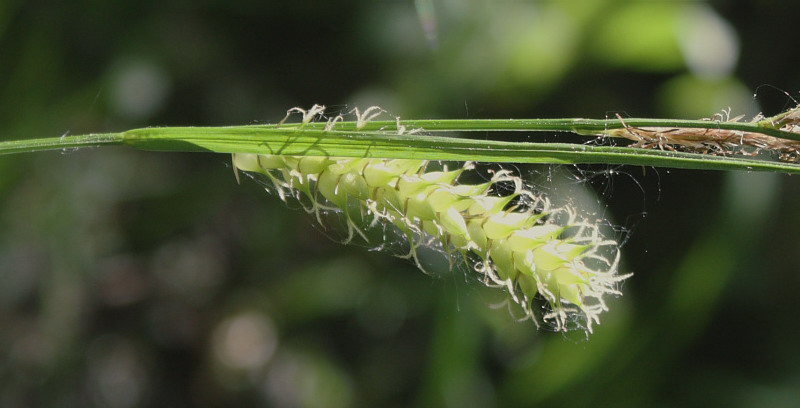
top-left (2, 1), bottom-right (800, 407)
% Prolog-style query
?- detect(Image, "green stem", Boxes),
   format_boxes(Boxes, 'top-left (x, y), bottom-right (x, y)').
top-left (263, 117), bottom-right (800, 142)
top-left (0, 132), bottom-right (123, 155)
top-left (2, 117), bottom-right (800, 174)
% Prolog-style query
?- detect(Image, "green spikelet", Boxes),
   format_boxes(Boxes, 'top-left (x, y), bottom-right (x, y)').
top-left (233, 151), bottom-right (629, 332)
top-left (231, 106), bottom-right (629, 332)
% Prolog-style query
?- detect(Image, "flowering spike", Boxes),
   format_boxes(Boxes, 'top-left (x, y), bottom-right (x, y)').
top-left (233, 108), bottom-right (630, 333)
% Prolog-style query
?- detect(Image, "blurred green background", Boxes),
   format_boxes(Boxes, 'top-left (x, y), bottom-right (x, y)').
top-left (2, 1), bottom-right (800, 407)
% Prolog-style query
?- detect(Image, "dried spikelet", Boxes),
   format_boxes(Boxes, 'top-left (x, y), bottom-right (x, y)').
top-left (233, 106), bottom-right (630, 332)
top-left (605, 109), bottom-right (800, 162)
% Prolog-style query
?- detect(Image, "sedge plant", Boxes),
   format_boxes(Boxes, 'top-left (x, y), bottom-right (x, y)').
top-left (3, 103), bottom-right (800, 333)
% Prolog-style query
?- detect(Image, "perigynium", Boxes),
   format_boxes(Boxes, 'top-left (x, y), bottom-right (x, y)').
top-left (232, 107), bottom-right (630, 332)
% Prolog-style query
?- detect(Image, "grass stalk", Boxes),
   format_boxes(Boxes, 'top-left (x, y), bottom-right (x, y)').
top-left (2, 111), bottom-right (800, 174)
